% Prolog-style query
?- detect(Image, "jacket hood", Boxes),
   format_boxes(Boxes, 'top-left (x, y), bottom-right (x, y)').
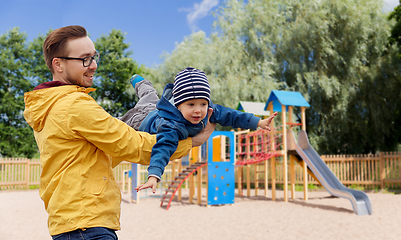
top-left (24, 85), bottom-right (95, 132)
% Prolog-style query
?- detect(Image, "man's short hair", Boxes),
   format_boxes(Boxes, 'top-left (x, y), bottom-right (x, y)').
top-left (43, 25), bottom-right (87, 73)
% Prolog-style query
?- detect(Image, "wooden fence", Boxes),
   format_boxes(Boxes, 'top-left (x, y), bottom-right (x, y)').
top-left (0, 158), bottom-right (132, 190)
top-left (1, 152), bottom-right (401, 190)
top-left (262, 152), bottom-right (401, 189)
top-left (0, 158), bottom-right (181, 191)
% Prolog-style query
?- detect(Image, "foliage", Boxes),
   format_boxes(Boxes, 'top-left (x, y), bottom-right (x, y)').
top-left (2, 0), bottom-right (401, 157)
top-left (152, 32), bottom-right (280, 109)
top-left (154, 0), bottom-right (401, 154)
top-left (92, 29), bottom-right (144, 117)
top-left (0, 28), bottom-right (37, 157)
top-left (0, 28), bottom-right (148, 157)
top-left (388, 0), bottom-right (401, 48)
top-left (27, 31), bottom-right (52, 85)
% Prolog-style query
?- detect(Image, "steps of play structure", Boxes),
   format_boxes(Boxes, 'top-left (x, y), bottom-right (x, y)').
top-left (160, 161), bottom-right (207, 210)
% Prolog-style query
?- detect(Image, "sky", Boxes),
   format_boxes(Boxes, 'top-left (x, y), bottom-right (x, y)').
top-left (0, 0), bottom-right (220, 67)
top-left (0, 0), bottom-right (399, 68)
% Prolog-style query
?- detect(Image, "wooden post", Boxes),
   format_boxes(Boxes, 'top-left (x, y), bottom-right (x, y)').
top-left (264, 160), bottom-right (268, 197)
top-left (238, 166), bottom-right (243, 196)
top-left (268, 102), bottom-right (276, 201)
top-left (172, 160), bottom-right (177, 180)
top-left (288, 106), bottom-right (295, 199)
top-left (271, 157), bottom-right (276, 201)
top-left (303, 161), bottom-right (308, 200)
top-left (246, 134), bottom-right (251, 197)
top-left (301, 107), bottom-right (306, 131)
top-left (300, 106), bottom-right (308, 199)
top-left (282, 105), bottom-right (288, 202)
top-left (197, 167), bottom-right (202, 205)
top-left (25, 159), bottom-right (30, 189)
top-left (254, 135), bottom-right (259, 196)
top-left (189, 173), bottom-right (194, 204)
top-left (380, 152), bottom-right (385, 190)
top-left (178, 158), bottom-right (182, 201)
top-left (206, 162), bottom-right (209, 207)
top-left (290, 155), bottom-right (295, 199)
top-left (172, 160), bottom-right (177, 200)
top-left (247, 164), bottom-right (251, 197)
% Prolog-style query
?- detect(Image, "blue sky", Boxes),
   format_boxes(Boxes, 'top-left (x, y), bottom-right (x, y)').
top-left (0, 0), bottom-right (220, 67)
top-left (0, 0), bottom-right (399, 68)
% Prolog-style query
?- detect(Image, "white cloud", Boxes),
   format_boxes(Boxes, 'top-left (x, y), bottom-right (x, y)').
top-left (384, 0), bottom-right (399, 12)
top-left (180, 0), bottom-right (219, 32)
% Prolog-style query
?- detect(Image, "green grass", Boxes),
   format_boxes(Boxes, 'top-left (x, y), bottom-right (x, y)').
top-left (350, 185), bottom-right (401, 195)
top-left (293, 183), bottom-right (323, 192)
top-left (29, 184), bottom-right (40, 190)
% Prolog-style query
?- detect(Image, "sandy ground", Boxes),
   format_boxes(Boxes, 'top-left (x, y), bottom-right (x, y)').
top-left (0, 189), bottom-right (400, 240)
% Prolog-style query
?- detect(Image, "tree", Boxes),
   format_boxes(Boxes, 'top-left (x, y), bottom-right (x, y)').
top-left (0, 28), bottom-right (148, 157)
top-left (388, 0), bottom-right (401, 48)
top-left (27, 32), bottom-right (52, 85)
top-left (155, 0), bottom-right (401, 154)
top-left (153, 30), bottom-right (279, 110)
top-left (92, 29), bottom-right (144, 117)
top-left (0, 28), bottom-right (38, 157)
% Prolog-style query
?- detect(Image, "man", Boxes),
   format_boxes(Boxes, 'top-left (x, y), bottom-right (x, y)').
top-left (23, 25), bottom-right (214, 239)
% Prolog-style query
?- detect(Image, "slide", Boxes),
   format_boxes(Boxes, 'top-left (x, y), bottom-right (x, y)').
top-left (287, 129), bottom-right (372, 216)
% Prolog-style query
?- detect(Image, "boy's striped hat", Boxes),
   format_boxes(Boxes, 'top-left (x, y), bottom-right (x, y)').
top-left (172, 67), bottom-right (211, 107)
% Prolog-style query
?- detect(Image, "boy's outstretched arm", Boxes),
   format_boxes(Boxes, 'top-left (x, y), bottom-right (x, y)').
top-left (257, 112), bottom-right (278, 131)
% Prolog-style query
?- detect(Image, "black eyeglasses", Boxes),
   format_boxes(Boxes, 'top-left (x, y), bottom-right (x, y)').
top-left (57, 52), bottom-right (100, 67)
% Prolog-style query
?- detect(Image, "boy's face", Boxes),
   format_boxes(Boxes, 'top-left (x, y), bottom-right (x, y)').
top-left (177, 98), bottom-right (209, 124)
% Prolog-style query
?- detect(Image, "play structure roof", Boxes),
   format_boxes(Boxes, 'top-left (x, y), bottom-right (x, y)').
top-left (264, 90), bottom-right (310, 112)
top-left (236, 101), bottom-right (270, 116)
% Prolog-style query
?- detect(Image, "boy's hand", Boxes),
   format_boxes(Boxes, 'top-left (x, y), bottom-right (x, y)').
top-left (257, 112), bottom-right (278, 131)
top-left (135, 176), bottom-right (158, 193)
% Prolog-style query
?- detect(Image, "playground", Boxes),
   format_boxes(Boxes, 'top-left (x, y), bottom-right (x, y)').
top-left (0, 189), bottom-right (399, 239)
top-left (127, 90), bottom-right (374, 215)
top-left (1, 90), bottom-right (400, 239)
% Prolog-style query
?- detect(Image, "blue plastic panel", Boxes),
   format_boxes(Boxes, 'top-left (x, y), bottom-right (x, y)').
top-left (207, 131), bottom-right (235, 205)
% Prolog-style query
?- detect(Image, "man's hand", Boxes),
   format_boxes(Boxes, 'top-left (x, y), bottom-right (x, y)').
top-left (192, 108), bottom-right (216, 147)
top-left (135, 176), bottom-right (158, 193)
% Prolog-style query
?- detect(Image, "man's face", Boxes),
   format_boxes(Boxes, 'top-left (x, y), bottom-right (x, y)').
top-left (59, 36), bottom-right (97, 87)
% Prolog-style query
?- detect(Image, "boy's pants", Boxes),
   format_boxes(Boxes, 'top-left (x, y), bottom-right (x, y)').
top-left (119, 80), bottom-right (159, 130)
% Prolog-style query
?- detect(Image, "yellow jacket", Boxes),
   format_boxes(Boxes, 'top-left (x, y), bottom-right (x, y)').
top-left (24, 85), bottom-right (191, 236)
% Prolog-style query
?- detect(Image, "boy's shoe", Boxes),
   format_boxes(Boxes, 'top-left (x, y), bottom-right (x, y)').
top-left (130, 74), bottom-right (145, 88)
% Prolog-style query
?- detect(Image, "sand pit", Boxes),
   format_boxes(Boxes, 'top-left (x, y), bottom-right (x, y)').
top-left (0, 189), bottom-right (399, 239)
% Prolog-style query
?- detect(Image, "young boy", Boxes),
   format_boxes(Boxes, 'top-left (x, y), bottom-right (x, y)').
top-left (125, 67), bottom-right (277, 192)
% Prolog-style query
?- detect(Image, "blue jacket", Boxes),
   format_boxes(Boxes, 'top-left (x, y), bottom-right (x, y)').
top-left (139, 83), bottom-right (260, 178)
